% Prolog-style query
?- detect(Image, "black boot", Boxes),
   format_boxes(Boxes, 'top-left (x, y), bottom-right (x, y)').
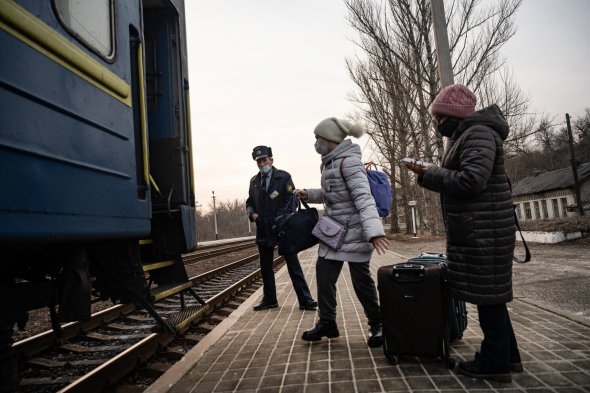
top-left (302, 320), bottom-right (339, 341)
top-left (457, 355), bottom-right (511, 383)
top-left (367, 323), bottom-right (383, 348)
top-left (474, 351), bottom-right (522, 373)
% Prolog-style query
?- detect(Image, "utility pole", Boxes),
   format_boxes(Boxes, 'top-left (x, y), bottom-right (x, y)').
top-left (212, 191), bottom-right (219, 239)
top-left (566, 114), bottom-right (584, 215)
top-left (430, 0), bottom-right (454, 155)
top-left (430, 0), bottom-right (454, 88)
top-left (408, 200), bottom-right (418, 238)
top-left (194, 201), bottom-right (202, 223)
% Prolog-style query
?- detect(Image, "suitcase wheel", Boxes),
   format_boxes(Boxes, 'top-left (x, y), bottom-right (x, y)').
top-left (444, 357), bottom-right (456, 369)
top-left (383, 349), bottom-right (398, 365)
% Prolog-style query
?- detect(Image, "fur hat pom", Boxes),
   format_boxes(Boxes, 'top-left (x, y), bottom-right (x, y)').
top-left (346, 121), bottom-right (365, 138)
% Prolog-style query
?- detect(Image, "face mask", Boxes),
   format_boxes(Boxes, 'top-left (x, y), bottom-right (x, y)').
top-left (436, 117), bottom-right (460, 138)
top-left (259, 165), bottom-right (271, 175)
top-left (314, 141), bottom-right (329, 156)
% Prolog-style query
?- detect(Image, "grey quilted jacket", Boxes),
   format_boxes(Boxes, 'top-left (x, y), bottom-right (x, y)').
top-left (306, 140), bottom-right (385, 262)
top-left (420, 105), bottom-right (516, 305)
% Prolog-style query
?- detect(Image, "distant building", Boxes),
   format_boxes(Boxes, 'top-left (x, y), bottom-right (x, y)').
top-left (512, 162), bottom-right (590, 221)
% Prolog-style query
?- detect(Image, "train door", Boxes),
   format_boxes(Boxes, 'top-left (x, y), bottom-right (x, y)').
top-left (142, 0), bottom-right (197, 257)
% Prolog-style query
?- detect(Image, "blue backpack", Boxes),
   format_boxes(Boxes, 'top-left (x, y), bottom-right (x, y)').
top-left (340, 159), bottom-right (393, 217)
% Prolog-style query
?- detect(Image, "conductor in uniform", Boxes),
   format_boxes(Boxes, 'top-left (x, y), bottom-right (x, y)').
top-left (246, 146), bottom-right (317, 311)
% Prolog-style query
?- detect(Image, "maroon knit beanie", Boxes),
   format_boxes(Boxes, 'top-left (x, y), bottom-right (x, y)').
top-left (429, 84), bottom-right (476, 119)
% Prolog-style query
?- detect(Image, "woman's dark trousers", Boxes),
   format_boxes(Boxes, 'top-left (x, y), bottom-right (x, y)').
top-left (477, 303), bottom-right (521, 371)
top-left (316, 257), bottom-right (380, 325)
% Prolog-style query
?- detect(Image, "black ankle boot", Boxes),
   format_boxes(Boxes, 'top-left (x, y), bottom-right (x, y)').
top-left (302, 320), bottom-right (339, 341)
top-left (457, 359), bottom-right (511, 382)
top-left (367, 323), bottom-right (383, 348)
top-left (475, 351), bottom-right (522, 373)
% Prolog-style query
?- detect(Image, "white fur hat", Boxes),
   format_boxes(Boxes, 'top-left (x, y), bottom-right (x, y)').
top-left (314, 117), bottom-right (364, 143)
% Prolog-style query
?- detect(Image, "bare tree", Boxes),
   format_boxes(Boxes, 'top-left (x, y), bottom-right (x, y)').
top-left (574, 108), bottom-right (590, 163)
top-left (505, 108), bottom-right (590, 183)
top-left (345, 0), bottom-right (526, 234)
top-left (534, 118), bottom-right (556, 155)
top-left (196, 199), bottom-right (251, 241)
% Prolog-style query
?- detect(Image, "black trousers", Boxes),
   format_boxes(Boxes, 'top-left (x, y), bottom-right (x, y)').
top-left (258, 245), bottom-right (313, 305)
top-left (477, 303), bottom-right (521, 371)
top-left (316, 257), bottom-right (381, 326)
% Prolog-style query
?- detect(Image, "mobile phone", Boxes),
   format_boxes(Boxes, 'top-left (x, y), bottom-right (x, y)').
top-left (402, 157), bottom-right (432, 167)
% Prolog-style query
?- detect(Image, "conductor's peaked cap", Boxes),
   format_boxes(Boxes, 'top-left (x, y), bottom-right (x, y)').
top-left (252, 146), bottom-right (272, 161)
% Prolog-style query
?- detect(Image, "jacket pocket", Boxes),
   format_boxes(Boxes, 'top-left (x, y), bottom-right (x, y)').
top-left (446, 212), bottom-right (474, 246)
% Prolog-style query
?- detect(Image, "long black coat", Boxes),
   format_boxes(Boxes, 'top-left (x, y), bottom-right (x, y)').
top-left (246, 167), bottom-right (295, 247)
top-left (420, 105), bottom-right (516, 305)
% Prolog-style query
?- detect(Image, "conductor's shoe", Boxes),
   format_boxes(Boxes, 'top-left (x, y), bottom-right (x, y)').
top-left (457, 359), bottom-right (512, 383)
top-left (367, 324), bottom-right (383, 348)
top-left (302, 320), bottom-right (339, 341)
top-left (299, 300), bottom-right (318, 310)
top-left (253, 302), bottom-right (278, 311)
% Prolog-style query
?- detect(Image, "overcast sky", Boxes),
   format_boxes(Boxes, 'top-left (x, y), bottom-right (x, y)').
top-left (185, 0), bottom-right (590, 212)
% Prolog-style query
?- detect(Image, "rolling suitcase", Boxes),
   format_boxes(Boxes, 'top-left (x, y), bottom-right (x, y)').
top-left (408, 253), bottom-right (468, 341)
top-left (377, 261), bottom-right (455, 368)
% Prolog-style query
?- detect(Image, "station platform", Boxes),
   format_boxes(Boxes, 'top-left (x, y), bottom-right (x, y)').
top-left (147, 245), bottom-right (590, 392)
top-left (198, 236), bottom-right (256, 248)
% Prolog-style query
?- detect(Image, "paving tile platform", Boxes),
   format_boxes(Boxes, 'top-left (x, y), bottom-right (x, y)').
top-left (146, 246), bottom-right (590, 393)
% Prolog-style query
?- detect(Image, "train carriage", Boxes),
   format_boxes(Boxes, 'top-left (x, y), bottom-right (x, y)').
top-left (0, 0), bottom-right (197, 388)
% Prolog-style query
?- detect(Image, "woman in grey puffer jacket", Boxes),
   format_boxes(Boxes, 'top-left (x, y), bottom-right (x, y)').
top-left (295, 117), bottom-right (389, 347)
top-left (406, 84), bottom-right (521, 383)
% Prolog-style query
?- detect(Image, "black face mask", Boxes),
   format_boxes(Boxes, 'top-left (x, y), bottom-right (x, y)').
top-left (436, 117), bottom-right (460, 137)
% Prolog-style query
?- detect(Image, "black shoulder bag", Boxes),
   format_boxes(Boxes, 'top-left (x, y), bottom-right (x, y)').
top-left (507, 177), bottom-right (531, 263)
top-left (273, 196), bottom-right (319, 255)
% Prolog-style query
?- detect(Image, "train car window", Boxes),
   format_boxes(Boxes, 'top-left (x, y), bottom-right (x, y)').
top-left (53, 0), bottom-right (115, 60)
top-left (145, 33), bottom-right (158, 112)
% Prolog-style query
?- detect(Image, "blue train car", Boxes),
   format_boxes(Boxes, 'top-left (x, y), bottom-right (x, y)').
top-left (0, 0), bottom-right (197, 386)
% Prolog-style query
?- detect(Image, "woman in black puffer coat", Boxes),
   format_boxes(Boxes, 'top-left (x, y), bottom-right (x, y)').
top-left (406, 84), bottom-right (521, 383)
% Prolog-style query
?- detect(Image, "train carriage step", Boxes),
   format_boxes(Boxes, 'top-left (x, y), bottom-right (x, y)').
top-left (142, 260), bottom-right (175, 272)
top-left (150, 282), bottom-right (193, 302)
top-left (165, 304), bottom-right (210, 333)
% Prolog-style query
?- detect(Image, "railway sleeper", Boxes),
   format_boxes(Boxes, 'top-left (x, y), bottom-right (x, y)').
top-left (59, 343), bottom-right (127, 353)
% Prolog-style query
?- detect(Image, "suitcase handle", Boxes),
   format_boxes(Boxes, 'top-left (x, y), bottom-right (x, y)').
top-left (421, 252), bottom-right (445, 258)
top-left (391, 264), bottom-right (425, 282)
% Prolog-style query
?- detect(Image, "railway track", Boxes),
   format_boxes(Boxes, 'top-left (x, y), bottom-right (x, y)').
top-left (183, 240), bottom-right (256, 263)
top-left (12, 241), bottom-right (280, 393)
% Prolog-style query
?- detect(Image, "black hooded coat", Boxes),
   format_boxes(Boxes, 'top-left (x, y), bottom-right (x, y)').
top-left (420, 104), bottom-right (516, 305)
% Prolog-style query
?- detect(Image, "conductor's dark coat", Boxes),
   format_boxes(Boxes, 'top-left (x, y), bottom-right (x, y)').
top-left (246, 167), bottom-right (296, 247)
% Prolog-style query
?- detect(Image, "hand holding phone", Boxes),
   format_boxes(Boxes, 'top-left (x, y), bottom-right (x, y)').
top-left (402, 157), bottom-right (432, 167)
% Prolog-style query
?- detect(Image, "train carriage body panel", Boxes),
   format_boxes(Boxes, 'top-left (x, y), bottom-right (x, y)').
top-left (0, 0), bottom-right (196, 251)
top-left (0, 4), bottom-right (197, 388)
top-left (0, 0), bottom-right (149, 241)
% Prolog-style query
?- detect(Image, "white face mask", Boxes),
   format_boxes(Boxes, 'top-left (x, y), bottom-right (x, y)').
top-left (259, 165), bottom-right (272, 175)
top-left (314, 141), bottom-right (329, 155)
